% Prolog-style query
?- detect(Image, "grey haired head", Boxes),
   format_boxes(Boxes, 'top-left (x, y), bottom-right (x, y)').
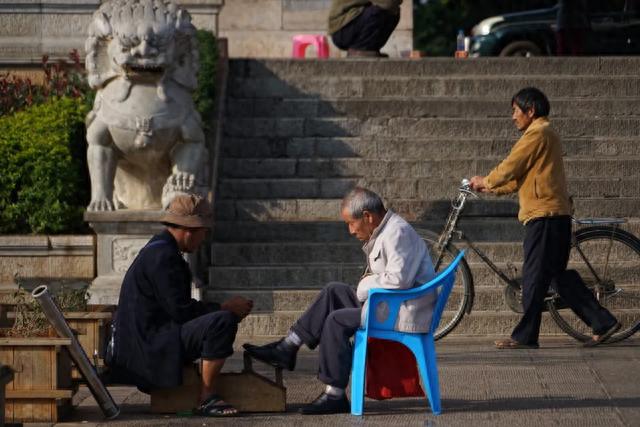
top-left (341, 187), bottom-right (386, 218)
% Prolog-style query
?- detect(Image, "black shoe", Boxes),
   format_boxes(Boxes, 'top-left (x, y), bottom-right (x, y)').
top-left (347, 49), bottom-right (388, 58)
top-left (242, 339), bottom-right (297, 371)
top-left (299, 392), bottom-right (350, 415)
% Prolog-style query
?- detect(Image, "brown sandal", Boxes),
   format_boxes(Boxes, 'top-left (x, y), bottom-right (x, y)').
top-left (494, 338), bottom-right (539, 349)
top-left (583, 322), bottom-right (621, 347)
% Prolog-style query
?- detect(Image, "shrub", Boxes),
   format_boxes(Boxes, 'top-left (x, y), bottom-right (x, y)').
top-left (0, 50), bottom-right (92, 117)
top-left (194, 30), bottom-right (218, 127)
top-left (7, 285), bottom-right (88, 337)
top-left (0, 97), bottom-right (89, 234)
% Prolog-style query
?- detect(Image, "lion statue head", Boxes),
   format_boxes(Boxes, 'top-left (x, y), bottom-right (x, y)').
top-left (85, 0), bottom-right (199, 101)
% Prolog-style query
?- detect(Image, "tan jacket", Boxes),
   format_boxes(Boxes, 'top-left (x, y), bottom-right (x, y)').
top-left (357, 210), bottom-right (436, 333)
top-left (328, 0), bottom-right (402, 35)
top-left (484, 117), bottom-right (572, 224)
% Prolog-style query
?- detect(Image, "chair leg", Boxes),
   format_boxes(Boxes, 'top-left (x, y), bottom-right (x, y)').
top-left (292, 41), bottom-right (308, 58)
top-left (412, 335), bottom-right (441, 415)
top-left (317, 38), bottom-right (330, 58)
top-left (350, 331), bottom-right (368, 416)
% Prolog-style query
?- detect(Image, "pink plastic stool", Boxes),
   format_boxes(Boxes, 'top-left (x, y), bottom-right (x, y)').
top-left (292, 34), bottom-right (330, 59)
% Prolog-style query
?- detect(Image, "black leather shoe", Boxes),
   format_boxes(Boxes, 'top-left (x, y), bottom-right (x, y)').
top-left (242, 339), bottom-right (297, 371)
top-left (299, 392), bottom-right (350, 415)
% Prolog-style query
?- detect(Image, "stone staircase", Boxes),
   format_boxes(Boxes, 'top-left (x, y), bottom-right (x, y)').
top-left (208, 57), bottom-right (640, 341)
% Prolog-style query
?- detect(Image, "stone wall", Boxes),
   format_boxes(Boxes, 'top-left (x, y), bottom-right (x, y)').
top-left (218, 0), bottom-right (413, 58)
top-left (0, 0), bottom-right (224, 66)
top-left (0, 235), bottom-right (95, 292)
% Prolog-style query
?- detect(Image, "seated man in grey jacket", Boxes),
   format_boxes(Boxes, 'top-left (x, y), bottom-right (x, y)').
top-left (243, 187), bottom-right (435, 414)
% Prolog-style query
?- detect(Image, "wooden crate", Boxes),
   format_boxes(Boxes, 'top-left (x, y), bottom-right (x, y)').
top-left (0, 337), bottom-right (74, 423)
top-left (6, 305), bottom-right (114, 381)
top-left (0, 364), bottom-right (14, 426)
top-left (64, 306), bottom-right (114, 380)
top-left (151, 363), bottom-right (286, 413)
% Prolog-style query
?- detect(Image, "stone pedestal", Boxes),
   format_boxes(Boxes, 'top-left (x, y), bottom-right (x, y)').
top-left (84, 210), bottom-right (165, 305)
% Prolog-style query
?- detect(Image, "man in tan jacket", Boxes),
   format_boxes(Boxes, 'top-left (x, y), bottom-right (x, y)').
top-left (328, 0), bottom-right (402, 57)
top-left (470, 87), bottom-right (619, 349)
top-left (243, 187), bottom-right (435, 414)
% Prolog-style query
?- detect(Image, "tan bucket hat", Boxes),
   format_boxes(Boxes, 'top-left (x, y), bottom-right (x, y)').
top-left (161, 194), bottom-right (213, 228)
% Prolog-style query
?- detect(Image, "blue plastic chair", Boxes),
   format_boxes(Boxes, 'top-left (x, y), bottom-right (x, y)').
top-left (350, 251), bottom-right (465, 416)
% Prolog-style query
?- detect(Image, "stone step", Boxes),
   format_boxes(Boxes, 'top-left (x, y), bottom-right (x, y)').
top-left (217, 177), bottom-right (639, 200)
top-left (218, 158), bottom-right (640, 180)
top-left (220, 137), bottom-right (639, 160)
top-left (211, 218), bottom-right (528, 243)
top-left (211, 234), bottom-right (640, 268)
top-left (229, 58), bottom-right (640, 79)
top-left (226, 97), bottom-right (640, 119)
top-left (207, 287), bottom-right (640, 320)
top-left (230, 309), bottom-right (640, 338)
top-left (212, 218), bottom-right (640, 243)
top-left (209, 260), bottom-right (639, 290)
top-left (223, 117), bottom-right (640, 139)
top-left (214, 198), bottom-right (517, 221)
top-left (211, 241), bottom-right (526, 266)
top-left (228, 75), bottom-right (640, 99)
top-left (214, 197), bottom-right (640, 221)
top-left (207, 287), bottom-right (513, 313)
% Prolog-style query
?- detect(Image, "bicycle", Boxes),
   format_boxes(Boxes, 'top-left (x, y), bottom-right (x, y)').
top-left (418, 179), bottom-right (640, 343)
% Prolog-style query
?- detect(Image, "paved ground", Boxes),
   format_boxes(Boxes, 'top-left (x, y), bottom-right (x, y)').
top-left (32, 336), bottom-right (640, 427)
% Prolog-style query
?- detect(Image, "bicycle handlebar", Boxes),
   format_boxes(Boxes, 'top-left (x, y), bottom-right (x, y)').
top-left (457, 178), bottom-right (479, 201)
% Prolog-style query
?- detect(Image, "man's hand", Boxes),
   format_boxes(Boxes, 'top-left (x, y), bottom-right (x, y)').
top-left (221, 296), bottom-right (254, 319)
top-left (470, 175), bottom-right (489, 193)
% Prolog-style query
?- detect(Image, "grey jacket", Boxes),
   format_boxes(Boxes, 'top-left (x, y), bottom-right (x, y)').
top-left (357, 210), bottom-right (436, 333)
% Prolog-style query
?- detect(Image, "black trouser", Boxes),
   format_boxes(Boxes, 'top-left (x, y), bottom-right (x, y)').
top-left (511, 216), bottom-right (617, 345)
top-left (181, 311), bottom-right (239, 361)
top-left (331, 5), bottom-right (400, 52)
top-left (291, 282), bottom-right (361, 388)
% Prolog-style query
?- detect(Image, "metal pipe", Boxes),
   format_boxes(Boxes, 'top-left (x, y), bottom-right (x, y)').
top-left (32, 285), bottom-right (120, 419)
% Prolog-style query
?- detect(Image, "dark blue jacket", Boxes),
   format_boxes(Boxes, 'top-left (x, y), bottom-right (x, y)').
top-left (111, 230), bottom-right (219, 390)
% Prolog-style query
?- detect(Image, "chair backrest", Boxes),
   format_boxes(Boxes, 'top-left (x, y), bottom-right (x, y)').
top-left (364, 251), bottom-right (465, 333)
top-left (429, 251), bottom-right (464, 334)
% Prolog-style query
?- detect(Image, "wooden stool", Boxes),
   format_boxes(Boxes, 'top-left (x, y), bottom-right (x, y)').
top-left (150, 352), bottom-right (286, 413)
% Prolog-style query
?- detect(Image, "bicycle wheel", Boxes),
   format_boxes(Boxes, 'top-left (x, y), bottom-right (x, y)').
top-left (548, 226), bottom-right (640, 343)
top-left (416, 229), bottom-right (474, 340)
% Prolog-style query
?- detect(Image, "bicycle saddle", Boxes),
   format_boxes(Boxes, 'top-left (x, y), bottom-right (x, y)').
top-left (572, 217), bottom-right (627, 225)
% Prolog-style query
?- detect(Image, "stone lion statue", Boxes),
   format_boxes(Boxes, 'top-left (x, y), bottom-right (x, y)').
top-left (85, 0), bottom-right (206, 211)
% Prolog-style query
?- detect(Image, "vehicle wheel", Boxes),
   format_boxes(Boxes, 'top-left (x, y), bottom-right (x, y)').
top-left (416, 229), bottom-right (475, 340)
top-left (499, 40), bottom-right (542, 57)
top-left (547, 226), bottom-right (640, 343)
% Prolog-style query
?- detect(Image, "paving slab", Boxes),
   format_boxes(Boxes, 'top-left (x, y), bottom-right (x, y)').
top-left (33, 336), bottom-right (640, 427)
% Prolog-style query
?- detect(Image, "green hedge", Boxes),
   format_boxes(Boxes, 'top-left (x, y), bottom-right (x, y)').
top-left (194, 29), bottom-right (218, 127)
top-left (0, 97), bottom-right (89, 234)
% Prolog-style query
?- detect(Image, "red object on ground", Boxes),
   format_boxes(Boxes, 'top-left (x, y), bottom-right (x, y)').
top-left (365, 337), bottom-right (425, 400)
top-left (292, 34), bottom-right (330, 58)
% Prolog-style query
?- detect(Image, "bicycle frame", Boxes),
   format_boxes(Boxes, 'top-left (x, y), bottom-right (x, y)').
top-left (435, 181), bottom-right (628, 302)
top-left (433, 181), bottom-right (519, 290)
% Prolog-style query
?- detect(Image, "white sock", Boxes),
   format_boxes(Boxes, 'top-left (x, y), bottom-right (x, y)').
top-left (284, 331), bottom-right (302, 348)
top-left (324, 385), bottom-right (344, 397)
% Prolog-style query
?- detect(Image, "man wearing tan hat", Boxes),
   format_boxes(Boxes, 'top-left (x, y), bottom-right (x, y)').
top-left (109, 194), bottom-right (253, 417)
